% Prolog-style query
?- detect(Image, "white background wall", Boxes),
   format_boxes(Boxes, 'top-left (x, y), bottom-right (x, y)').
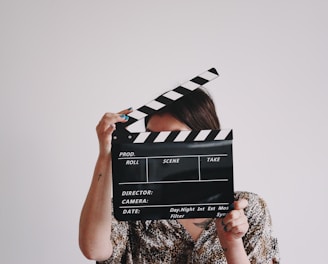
top-left (1, 1), bottom-right (327, 263)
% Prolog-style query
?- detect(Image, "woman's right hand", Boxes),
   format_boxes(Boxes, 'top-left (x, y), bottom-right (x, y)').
top-left (96, 108), bottom-right (132, 157)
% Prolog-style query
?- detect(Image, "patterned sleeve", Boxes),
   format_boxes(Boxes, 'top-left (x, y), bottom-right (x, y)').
top-left (96, 210), bottom-right (130, 263)
top-left (235, 192), bottom-right (280, 264)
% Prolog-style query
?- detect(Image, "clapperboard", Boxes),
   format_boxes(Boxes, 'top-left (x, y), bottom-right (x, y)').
top-left (111, 68), bottom-right (234, 221)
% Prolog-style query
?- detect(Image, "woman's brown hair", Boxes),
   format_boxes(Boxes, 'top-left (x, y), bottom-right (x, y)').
top-left (145, 88), bottom-right (220, 130)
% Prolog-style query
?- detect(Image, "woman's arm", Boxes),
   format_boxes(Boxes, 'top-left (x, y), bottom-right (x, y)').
top-left (79, 111), bottom-right (130, 261)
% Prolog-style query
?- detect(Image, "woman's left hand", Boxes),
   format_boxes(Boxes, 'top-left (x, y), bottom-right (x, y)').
top-left (215, 199), bottom-right (249, 242)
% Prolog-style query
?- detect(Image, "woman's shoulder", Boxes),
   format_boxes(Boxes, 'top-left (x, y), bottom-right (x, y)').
top-left (235, 191), bottom-right (280, 262)
top-left (234, 191), bottom-right (268, 204)
top-left (234, 191), bottom-right (271, 216)
top-left (234, 190), bottom-right (276, 232)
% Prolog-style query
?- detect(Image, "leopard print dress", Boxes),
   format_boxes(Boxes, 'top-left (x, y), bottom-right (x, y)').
top-left (97, 192), bottom-right (280, 264)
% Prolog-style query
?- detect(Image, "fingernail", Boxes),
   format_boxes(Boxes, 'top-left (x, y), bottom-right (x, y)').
top-left (127, 107), bottom-right (133, 111)
top-left (120, 114), bottom-right (129, 121)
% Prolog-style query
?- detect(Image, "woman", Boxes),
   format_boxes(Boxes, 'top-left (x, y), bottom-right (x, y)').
top-left (79, 88), bottom-right (280, 263)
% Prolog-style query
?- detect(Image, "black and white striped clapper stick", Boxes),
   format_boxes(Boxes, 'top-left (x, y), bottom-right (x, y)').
top-left (113, 68), bottom-right (232, 143)
top-left (123, 68), bottom-right (218, 130)
top-left (111, 68), bottom-right (234, 221)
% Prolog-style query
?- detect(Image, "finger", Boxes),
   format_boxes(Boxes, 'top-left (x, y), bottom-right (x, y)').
top-left (230, 222), bottom-right (249, 238)
top-left (104, 123), bottom-right (116, 135)
top-left (96, 113), bottom-right (129, 135)
top-left (118, 107), bottom-right (133, 115)
top-left (223, 214), bottom-right (247, 232)
top-left (223, 209), bottom-right (244, 225)
top-left (233, 199), bottom-right (248, 210)
top-left (104, 112), bottom-right (130, 122)
top-left (98, 112), bottom-right (129, 127)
